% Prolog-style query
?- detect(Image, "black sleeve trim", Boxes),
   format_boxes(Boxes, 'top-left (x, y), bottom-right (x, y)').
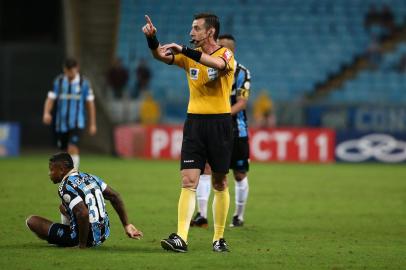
top-left (167, 54), bottom-right (175, 65)
top-left (181, 46), bottom-right (202, 62)
top-left (220, 57), bottom-right (227, 71)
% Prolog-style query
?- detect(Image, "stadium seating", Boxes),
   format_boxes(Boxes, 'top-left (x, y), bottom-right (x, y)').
top-left (116, 0), bottom-right (406, 119)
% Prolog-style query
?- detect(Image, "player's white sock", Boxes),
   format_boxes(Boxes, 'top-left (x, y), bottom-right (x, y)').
top-left (235, 176), bottom-right (249, 220)
top-left (71, 154), bottom-right (80, 170)
top-left (60, 214), bottom-right (70, 225)
top-left (196, 174), bottom-right (211, 218)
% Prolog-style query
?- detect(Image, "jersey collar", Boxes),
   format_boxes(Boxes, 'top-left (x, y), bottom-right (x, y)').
top-left (64, 74), bottom-right (80, 84)
top-left (62, 168), bottom-right (78, 182)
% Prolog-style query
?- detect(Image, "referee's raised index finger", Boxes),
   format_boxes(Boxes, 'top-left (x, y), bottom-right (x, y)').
top-left (145, 15), bottom-right (153, 26)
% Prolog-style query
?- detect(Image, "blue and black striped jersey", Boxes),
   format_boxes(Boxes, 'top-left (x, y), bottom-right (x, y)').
top-left (48, 74), bottom-right (94, 133)
top-left (231, 61), bottom-right (251, 138)
top-left (58, 170), bottom-right (110, 246)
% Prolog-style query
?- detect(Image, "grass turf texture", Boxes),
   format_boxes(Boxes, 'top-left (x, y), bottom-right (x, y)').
top-left (0, 155), bottom-right (405, 269)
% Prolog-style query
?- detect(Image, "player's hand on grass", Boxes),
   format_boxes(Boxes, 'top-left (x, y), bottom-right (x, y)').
top-left (125, 224), bottom-right (143, 240)
top-left (43, 113), bottom-right (52, 125)
top-left (142, 15), bottom-right (157, 37)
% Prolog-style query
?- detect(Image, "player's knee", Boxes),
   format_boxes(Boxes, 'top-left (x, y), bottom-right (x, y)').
top-left (59, 204), bottom-right (67, 215)
top-left (234, 172), bottom-right (246, 182)
top-left (181, 176), bottom-right (194, 188)
top-left (212, 173), bottom-right (227, 189)
top-left (25, 215), bottom-right (35, 230)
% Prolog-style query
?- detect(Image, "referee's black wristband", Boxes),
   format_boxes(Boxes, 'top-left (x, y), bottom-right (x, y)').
top-left (146, 35), bottom-right (159, 50)
top-left (181, 46), bottom-right (202, 62)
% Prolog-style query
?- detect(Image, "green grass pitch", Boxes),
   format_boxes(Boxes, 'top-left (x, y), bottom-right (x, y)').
top-left (0, 155), bottom-right (405, 269)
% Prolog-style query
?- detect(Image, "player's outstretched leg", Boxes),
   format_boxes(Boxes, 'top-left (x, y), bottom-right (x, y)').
top-left (26, 215), bottom-right (53, 240)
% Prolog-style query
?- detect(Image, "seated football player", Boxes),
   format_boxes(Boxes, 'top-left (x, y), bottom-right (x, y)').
top-left (26, 152), bottom-right (143, 248)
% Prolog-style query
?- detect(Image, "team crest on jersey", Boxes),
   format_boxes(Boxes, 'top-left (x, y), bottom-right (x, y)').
top-left (223, 49), bottom-right (232, 62)
top-left (75, 85), bottom-right (81, 93)
top-left (190, 68), bottom-right (199, 80)
top-left (207, 68), bottom-right (218, 81)
top-left (63, 194), bottom-right (71, 203)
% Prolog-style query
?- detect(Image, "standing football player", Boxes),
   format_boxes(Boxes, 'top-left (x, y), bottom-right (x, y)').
top-left (191, 34), bottom-right (251, 228)
top-left (42, 58), bottom-right (97, 170)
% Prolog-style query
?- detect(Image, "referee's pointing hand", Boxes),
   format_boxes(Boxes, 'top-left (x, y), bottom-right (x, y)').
top-left (142, 15), bottom-right (157, 37)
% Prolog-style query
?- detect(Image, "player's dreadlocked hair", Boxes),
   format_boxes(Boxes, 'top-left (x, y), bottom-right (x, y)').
top-left (194, 13), bottom-right (220, 40)
top-left (49, 152), bottom-right (74, 170)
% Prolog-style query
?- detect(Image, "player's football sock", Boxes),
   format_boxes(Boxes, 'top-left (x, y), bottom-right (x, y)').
top-left (177, 188), bottom-right (196, 241)
top-left (235, 176), bottom-right (249, 220)
top-left (212, 187), bottom-right (230, 242)
top-left (71, 154), bottom-right (80, 170)
top-left (60, 214), bottom-right (69, 225)
top-left (196, 174), bottom-right (211, 218)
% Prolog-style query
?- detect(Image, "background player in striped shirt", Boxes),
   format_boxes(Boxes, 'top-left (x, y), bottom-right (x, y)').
top-left (191, 34), bottom-right (252, 228)
top-left (26, 152), bottom-right (142, 248)
top-left (42, 58), bottom-right (97, 169)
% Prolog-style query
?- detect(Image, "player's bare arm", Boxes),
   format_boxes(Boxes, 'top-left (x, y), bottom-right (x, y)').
top-left (103, 186), bottom-right (143, 239)
top-left (142, 15), bottom-right (174, 64)
top-left (86, 100), bottom-right (97, 135)
top-left (231, 97), bottom-right (248, 115)
top-left (42, 97), bottom-right (54, 125)
top-left (72, 201), bottom-right (90, 249)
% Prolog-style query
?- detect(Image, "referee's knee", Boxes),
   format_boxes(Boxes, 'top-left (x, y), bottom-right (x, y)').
top-left (181, 175), bottom-right (198, 189)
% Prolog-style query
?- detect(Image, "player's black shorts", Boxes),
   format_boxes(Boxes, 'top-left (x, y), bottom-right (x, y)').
top-left (55, 129), bottom-right (83, 150)
top-left (181, 113), bottom-right (233, 174)
top-left (48, 223), bottom-right (94, 247)
top-left (230, 136), bottom-right (250, 172)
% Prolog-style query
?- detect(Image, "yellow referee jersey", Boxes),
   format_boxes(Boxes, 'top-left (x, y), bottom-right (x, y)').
top-left (172, 47), bottom-right (235, 114)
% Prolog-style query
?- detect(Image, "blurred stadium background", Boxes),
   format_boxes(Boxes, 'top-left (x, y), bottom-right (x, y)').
top-left (1, 0), bottom-right (406, 162)
top-left (1, 1), bottom-right (406, 269)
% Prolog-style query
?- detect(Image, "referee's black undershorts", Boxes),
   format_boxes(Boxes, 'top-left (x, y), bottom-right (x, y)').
top-left (180, 113), bottom-right (233, 174)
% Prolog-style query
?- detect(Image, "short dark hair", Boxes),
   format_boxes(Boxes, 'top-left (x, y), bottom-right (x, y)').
top-left (64, 58), bottom-right (78, 69)
top-left (194, 13), bottom-right (220, 40)
top-left (49, 152), bottom-right (74, 170)
top-left (218, 34), bottom-right (235, 42)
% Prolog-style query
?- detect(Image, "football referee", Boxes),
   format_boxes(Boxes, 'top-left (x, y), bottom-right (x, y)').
top-left (142, 13), bottom-right (234, 252)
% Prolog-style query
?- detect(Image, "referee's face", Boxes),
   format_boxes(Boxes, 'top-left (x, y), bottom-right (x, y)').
top-left (190, 18), bottom-right (209, 47)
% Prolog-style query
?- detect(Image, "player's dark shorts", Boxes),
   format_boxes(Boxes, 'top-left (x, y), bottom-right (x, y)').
top-left (48, 223), bottom-right (95, 247)
top-left (55, 129), bottom-right (82, 150)
top-left (230, 136), bottom-right (250, 172)
top-left (181, 113), bottom-right (233, 174)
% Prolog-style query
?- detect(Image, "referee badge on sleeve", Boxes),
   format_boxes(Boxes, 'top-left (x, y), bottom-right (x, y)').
top-left (190, 68), bottom-right (199, 80)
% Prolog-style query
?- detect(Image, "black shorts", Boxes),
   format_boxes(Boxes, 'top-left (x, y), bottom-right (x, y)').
top-left (48, 223), bottom-right (94, 247)
top-left (181, 113), bottom-right (233, 174)
top-left (55, 129), bottom-right (82, 150)
top-left (230, 136), bottom-right (250, 172)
